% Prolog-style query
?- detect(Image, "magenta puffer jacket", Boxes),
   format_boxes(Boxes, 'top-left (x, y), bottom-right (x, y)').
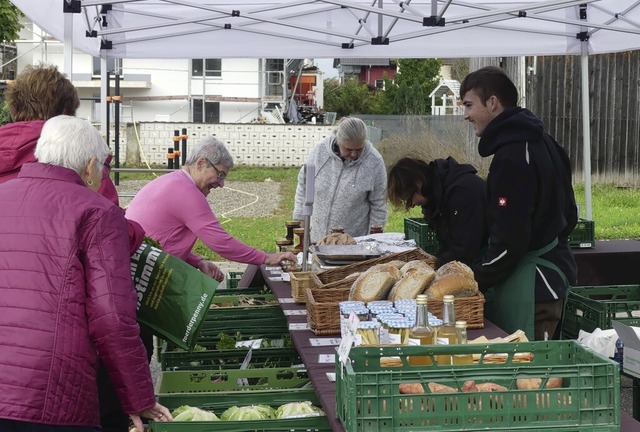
top-left (0, 163), bottom-right (156, 426)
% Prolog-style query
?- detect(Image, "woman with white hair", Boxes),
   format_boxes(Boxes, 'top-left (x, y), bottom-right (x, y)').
top-left (293, 117), bottom-right (388, 243)
top-left (126, 136), bottom-right (296, 280)
top-left (0, 115), bottom-right (171, 432)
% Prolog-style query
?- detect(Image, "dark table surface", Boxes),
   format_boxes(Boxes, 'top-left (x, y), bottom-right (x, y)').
top-left (573, 239), bottom-right (640, 285)
top-left (248, 263), bottom-right (640, 432)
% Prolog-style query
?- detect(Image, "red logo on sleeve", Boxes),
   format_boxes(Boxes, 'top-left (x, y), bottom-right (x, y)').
top-left (498, 197), bottom-right (507, 207)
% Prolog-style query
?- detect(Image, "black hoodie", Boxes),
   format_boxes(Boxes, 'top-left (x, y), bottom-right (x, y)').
top-left (421, 157), bottom-right (488, 267)
top-left (473, 107), bottom-right (578, 301)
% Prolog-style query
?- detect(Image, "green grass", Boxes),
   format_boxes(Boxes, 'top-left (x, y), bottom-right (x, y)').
top-left (114, 167), bottom-right (640, 262)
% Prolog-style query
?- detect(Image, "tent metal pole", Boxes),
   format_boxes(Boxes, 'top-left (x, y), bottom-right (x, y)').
top-left (100, 56), bottom-right (108, 141)
top-left (580, 50), bottom-right (593, 220)
top-left (63, 7), bottom-right (73, 75)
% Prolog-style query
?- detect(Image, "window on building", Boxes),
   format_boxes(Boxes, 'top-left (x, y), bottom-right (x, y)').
top-left (193, 99), bottom-right (220, 123)
top-left (93, 57), bottom-right (121, 77)
top-left (192, 59), bottom-right (222, 77)
top-left (375, 79), bottom-right (385, 90)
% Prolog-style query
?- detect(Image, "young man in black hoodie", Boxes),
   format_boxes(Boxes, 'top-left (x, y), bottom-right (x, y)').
top-left (387, 157), bottom-right (488, 268)
top-left (460, 66), bottom-right (578, 341)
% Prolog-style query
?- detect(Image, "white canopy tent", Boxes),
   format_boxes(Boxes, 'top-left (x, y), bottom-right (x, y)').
top-left (10, 0), bottom-right (640, 218)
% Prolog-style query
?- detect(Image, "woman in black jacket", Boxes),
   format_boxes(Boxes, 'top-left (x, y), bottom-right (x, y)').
top-left (388, 157), bottom-right (488, 268)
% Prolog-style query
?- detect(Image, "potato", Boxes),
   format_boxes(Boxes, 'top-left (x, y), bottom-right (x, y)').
top-left (516, 377), bottom-right (562, 390)
top-left (399, 382), bottom-right (425, 394)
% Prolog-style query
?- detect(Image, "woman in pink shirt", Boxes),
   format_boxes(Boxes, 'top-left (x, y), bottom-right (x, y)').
top-left (126, 137), bottom-right (296, 280)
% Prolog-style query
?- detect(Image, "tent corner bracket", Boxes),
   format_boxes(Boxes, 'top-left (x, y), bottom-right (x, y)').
top-left (423, 16), bottom-right (445, 26)
top-left (63, 0), bottom-right (81, 13)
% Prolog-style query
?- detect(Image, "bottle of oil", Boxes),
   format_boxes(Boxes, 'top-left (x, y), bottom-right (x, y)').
top-left (407, 294), bottom-right (434, 366)
top-left (453, 320), bottom-right (474, 365)
top-left (436, 295), bottom-right (456, 365)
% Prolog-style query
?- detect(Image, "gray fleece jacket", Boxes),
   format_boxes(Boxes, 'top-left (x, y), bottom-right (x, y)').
top-left (293, 136), bottom-right (388, 243)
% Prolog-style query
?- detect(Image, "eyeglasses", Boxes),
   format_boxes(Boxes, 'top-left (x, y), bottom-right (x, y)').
top-left (204, 157), bottom-right (227, 180)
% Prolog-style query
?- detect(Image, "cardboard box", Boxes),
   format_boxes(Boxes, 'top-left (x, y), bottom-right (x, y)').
top-left (612, 320), bottom-right (640, 376)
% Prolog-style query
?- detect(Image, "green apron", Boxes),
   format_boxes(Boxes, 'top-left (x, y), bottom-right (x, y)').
top-left (484, 238), bottom-right (569, 341)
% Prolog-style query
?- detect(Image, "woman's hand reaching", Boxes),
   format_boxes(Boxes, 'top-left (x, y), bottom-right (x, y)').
top-left (264, 251), bottom-right (298, 266)
top-left (129, 402), bottom-right (173, 432)
top-left (197, 260), bottom-right (225, 281)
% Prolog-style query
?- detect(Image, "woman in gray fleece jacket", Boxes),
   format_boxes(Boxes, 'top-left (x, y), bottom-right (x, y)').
top-left (293, 117), bottom-right (388, 243)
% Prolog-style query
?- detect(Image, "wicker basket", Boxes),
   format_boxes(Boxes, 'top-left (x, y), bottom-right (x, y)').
top-left (289, 271), bottom-right (317, 303)
top-left (429, 292), bottom-right (485, 329)
top-left (311, 248), bottom-right (437, 290)
top-left (306, 287), bottom-right (350, 335)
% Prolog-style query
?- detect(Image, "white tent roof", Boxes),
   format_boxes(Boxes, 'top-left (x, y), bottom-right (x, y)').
top-left (10, 0), bottom-right (640, 59)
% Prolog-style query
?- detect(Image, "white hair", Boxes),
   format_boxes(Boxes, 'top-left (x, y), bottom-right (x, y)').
top-left (185, 136), bottom-right (234, 168)
top-left (34, 115), bottom-right (109, 176)
top-left (335, 117), bottom-right (368, 145)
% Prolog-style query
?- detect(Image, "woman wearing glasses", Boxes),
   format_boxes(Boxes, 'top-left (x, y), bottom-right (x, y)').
top-left (387, 157), bottom-right (488, 268)
top-left (126, 137), bottom-right (296, 281)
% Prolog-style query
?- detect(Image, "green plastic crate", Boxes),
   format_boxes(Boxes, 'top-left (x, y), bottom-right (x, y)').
top-left (206, 294), bottom-right (284, 321)
top-left (403, 217), bottom-right (438, 254)
top-left (157, 367), bottom-right (310, 395)
top-left (198, 318), bottom-right (289, 337)
top-left (225, 271), bottom-right (244, 289)
top-left (214, 286), bottom-right (269, 296)
top-left (161, 345), bottom-right (300, 371)
top-left (151, 389), bottom-right (331, 432)
top-left (337, 340), bottom-right (620, 432)
top-left (569, 218), bottom-right (595, 248)
top-left (562, 284), bottom-right (640, 339)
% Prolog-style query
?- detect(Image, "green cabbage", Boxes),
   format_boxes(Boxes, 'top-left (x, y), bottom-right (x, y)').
top-left (275, 401), bottom-right (325, 419)
top-left (220, 404), bottom-right (276, 421)
top-left (172, 406), bottom-right (219, 421)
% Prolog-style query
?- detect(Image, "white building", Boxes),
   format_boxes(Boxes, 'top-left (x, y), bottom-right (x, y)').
top-left (13, 19), bottom-right (325, 125)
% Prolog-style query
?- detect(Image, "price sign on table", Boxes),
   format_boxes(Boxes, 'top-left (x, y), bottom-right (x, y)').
top-left (337, 311), bottom-right (360, 365)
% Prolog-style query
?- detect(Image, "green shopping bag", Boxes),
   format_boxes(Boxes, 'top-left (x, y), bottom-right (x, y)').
top-left (130, 242), bottom-right (218, 350)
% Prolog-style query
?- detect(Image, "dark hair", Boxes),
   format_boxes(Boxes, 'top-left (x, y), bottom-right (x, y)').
top-left (459, 66), bottom-right (518, 108)
top-left (6, 64), bottom-right (79, 122)
top-left (387, 157), bottom-right (430, 210)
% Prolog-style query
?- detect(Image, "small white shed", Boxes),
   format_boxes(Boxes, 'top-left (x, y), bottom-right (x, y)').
top-left (429, 80), bottom-right (463, 116)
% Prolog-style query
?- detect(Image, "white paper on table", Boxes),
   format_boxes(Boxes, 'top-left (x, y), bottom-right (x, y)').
top-left (319, 354), bottom-right (335, 363)
top-left (283, 309), bottom-right (307, 316)
top-left (310, 338), bottom-right (341, 346)
top-left (289, 322), bottom-right (310, 331)
top-left (278, 297), bottom-right (295, 303)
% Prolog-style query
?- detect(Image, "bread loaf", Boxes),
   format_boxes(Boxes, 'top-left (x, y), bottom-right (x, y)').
top-left (436, 260), bottom-right (474, 279)
top-left (349, 271), bottom-right (396, 302)
top-left (316, 233), bottom-right (357, 246)
top-left (426, 273), bottom-right (479, 299)
top-left (388, 268), bottom-right (436, 301)
top-left (386, 259), bottom-right (408, 269)
top-left (400, 260), bottom-right (436, 275)
top-left (366, 263), bottom-right (401, 281)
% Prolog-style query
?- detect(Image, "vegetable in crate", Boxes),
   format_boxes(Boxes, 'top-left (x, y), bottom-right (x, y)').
top-left (171, 405), bottom-right (219, 421)
top-left (275, 401), bottom-right (325, 418)
top-left (220, 405), bottom-right (276, 421)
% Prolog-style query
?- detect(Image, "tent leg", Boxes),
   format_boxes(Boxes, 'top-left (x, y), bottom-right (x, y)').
top-left (580, 51), bottom-right (592, 220)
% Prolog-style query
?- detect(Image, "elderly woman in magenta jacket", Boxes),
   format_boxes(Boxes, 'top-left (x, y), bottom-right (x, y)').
top-left (0, 116), bottom-right (172, 432)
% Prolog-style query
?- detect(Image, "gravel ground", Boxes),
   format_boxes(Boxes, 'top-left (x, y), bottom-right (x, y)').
top-left (116, 178), bottom-right (283, 218)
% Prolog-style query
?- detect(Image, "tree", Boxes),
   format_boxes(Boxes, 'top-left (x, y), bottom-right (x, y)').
top-left (323, 77), bottom-right (384, 118)
top-left (0, 0), bottom-right (23, 44)
top-left (391, 58), bottom-right (443, 115)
